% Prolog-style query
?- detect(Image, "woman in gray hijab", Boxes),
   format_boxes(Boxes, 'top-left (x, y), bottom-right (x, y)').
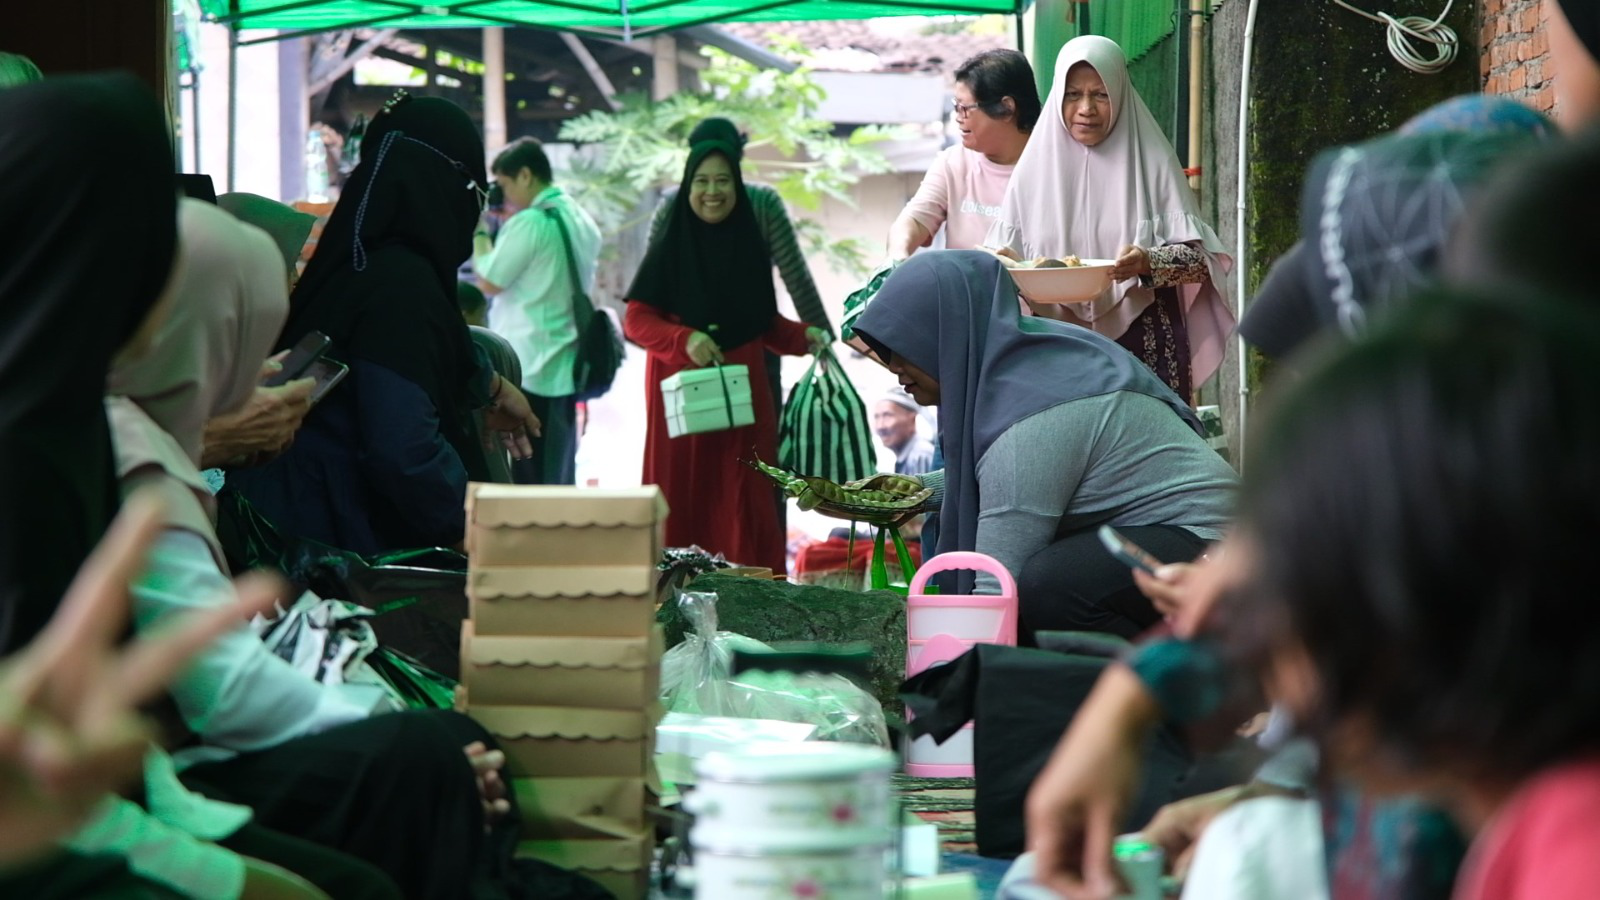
top-left (852, 250), bottom-right (1236, 642)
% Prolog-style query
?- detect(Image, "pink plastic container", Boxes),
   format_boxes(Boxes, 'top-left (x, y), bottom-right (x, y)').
top-left (904, 552), bottom-right (1017, 777)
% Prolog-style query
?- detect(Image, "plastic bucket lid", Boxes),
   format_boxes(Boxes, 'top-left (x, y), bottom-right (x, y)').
top-left (695, 742), bottom-right (897, 784)
top-left (690, 825), bottom-right (896, 856)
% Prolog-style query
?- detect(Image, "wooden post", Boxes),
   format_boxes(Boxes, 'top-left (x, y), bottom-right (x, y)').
top-left (483, 28), bottom-right (508, 154)
top-left (651, 35), bottom-right (678, 101)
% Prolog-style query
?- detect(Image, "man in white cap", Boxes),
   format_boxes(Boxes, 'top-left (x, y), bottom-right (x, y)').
top-left (874, 388), bottom-right (936, 477)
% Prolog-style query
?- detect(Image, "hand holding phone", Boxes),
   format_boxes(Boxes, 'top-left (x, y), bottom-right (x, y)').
top-left (303, 356), bottom-right (349, 406)
top-left (1098, 525), bottom-right (1165, 576)
top-left (264, 331), bottom-right (331, 388)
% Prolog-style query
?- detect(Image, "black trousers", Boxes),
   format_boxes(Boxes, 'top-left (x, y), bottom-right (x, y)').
top-left (1017, 525), bottom-right (1211, 644)
top-left (180, 710), bottom-right (491, 900)
top-left (511, 390), bottom-right (577, 485)
top-left (0, 850), bottom-right (185, 899)
top-left (222, 822), bottom-right (400, 899)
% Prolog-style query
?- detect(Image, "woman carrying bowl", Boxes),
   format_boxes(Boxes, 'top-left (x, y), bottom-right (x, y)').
top-left (987, 36), bottom-right (1234, 402)
top-left (852, 251), bottom-right (1236, 642)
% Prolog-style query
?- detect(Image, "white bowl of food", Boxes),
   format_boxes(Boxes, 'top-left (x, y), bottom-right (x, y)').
top-left (1002, 255), bottom-right (1116, 304)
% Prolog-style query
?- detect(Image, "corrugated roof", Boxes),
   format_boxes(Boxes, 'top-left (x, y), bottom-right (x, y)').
top-left (721, 17), bottom-right (1013, 76)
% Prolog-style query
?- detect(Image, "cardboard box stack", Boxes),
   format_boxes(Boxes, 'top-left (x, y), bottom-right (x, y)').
top-left (461, 484), bottom-right (668, 900)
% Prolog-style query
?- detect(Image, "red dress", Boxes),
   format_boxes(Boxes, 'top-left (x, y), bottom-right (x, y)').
top-left (624, 301), bottom-right (811, 571)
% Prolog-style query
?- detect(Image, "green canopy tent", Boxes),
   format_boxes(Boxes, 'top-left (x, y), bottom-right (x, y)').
top-left (199, 0), bottom-right (1027, 43)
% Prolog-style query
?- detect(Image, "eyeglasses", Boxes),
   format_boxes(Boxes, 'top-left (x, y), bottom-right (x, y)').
top-left (951, 99), bottom-right (984, 120)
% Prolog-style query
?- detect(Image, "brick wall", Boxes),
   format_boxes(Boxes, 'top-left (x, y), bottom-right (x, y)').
top-left (1482, 0), bottom-right (1556, 113)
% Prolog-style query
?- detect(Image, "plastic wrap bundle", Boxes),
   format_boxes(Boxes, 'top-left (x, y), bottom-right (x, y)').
top-left (659, 591), bottom-right (889, 747)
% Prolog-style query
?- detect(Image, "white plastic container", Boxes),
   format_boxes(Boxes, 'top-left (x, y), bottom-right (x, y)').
top-left (689, 743), bottom-right (898, 899)
top-left (904, 725), bottom-right (975, 778)
top-left (688, 743), bottom-right (896, 839)
top-left (660, 364), bottom-right (754, 438)
top-left (690, 833), bottom-right (889, 900)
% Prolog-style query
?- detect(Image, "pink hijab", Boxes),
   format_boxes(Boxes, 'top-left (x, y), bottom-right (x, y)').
top-left (987, 36), bottom-right (1235, 387)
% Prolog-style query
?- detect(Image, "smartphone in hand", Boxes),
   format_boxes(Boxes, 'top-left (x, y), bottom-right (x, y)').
top-left (1098, 525), bottom-right (1165, 576)
top-left (303, 356), bottom-right (349, 406)
top-left (264, 331), bottom-right (332, 387)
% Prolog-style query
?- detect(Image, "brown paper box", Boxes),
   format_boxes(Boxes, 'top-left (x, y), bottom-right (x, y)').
top-left (461, 624), bottom-right (663, 710)
top-left (468, 565), bottom-right (658, 636)
top-left (512, 776), bottom-right (649, 840)
top-left (465, 484), bottom-right (667, 568)
top-left (470, 704), bottom-right (658, 778)
top-left (515, 833), bottom-right (653, 900)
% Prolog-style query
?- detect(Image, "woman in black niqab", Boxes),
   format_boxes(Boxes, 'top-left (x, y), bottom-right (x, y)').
top-left (227, 93), bottom-right (500, 554)
top-left (0, 73), bottom-right (179, 655)
top-left (621, 139), bottom-right (821, 570)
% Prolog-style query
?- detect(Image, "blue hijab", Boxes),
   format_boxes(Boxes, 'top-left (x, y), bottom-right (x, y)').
top-left (1240, 95), bottom-right (1552, 361)
top-left (853, 250), bottom-right (1200, 593)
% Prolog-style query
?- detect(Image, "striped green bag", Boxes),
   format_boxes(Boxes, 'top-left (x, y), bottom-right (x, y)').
top-left (778, 347), bottom-right (876, 484)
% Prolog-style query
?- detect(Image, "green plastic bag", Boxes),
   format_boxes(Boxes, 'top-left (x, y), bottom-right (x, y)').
top-left (869, 525), bottom-right (918, 594)
top-left (840, 260), bottom-right (899, 343)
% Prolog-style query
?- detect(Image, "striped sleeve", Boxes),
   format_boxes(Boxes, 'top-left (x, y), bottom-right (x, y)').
top-left (752, 185), bottom-right (832, 334)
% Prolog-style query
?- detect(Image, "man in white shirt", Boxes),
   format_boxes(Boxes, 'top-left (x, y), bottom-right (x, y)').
top-left (472, 137), bottom-right (601, 484)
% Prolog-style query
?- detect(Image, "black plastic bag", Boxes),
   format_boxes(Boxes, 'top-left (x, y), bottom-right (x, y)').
top-left (900, 644), bottom-right (1193, 859)
top-left (216, 486), bottom-right (470, 679)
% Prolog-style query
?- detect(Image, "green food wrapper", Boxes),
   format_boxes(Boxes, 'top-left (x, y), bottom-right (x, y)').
top-left (840, 260), bottom-right (900, 343)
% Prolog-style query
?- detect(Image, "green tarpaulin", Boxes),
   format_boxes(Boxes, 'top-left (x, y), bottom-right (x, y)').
top-left (200, 0), bottom-right (1025, 39)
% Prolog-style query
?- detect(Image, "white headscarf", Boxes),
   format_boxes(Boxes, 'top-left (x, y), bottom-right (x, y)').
top-left (987, 36), bottom-right (1235, 386)
top-left (105, 198), bottom-right (290, 567)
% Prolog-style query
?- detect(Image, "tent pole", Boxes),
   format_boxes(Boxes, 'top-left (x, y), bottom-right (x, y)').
top-left (191, 71), bottom-right (202, 174)
top-left (226, 14), bottom-right (239, 192)
top-left (1015, 10), bottom-right (1025, 53)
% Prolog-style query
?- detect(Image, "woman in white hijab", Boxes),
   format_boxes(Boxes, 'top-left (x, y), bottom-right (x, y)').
top-left (987, 36), bottom-right (1235, 402)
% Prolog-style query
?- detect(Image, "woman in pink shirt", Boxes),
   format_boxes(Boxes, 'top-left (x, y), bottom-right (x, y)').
top-left (887, 50), bottom-right (1039, 258)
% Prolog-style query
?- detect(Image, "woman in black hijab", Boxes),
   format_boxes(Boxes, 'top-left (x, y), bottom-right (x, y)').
top-left (624, 136), bottom-right (825, 570)
top-left (0, 73), bottom-right (178, 656)
top-left (0, 71), bottom-right (192, 896)
top-left (229, 92), bottom-right (537, 555)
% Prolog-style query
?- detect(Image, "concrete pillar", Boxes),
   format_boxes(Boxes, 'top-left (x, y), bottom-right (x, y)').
top-left (652, 35), bottom-right (679, 101)
top-left (483, 28), bottom-right (508, 154)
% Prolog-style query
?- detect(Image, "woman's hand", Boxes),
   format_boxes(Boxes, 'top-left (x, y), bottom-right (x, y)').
top-left (1139, 784), bottom-right (1250, 881)
top-left (805, 327), bottom-right (829, 355)
top-left (0, 491), bottom-right (284, 867)
top-left (1130, 540), bottom-right (1242, 639)
top-left (464, 741), bottom-right (511, 831)
top-left (481, 375), bottom-right (542, 459)
top-left (686, 331), bottom-right (724, 367)
top-left (1025, 664), bottom-right (1161, 899)
top-left (1110, 245), bottom-right (1152, 282)
top-left (200, 367), bottom-right (316, 468)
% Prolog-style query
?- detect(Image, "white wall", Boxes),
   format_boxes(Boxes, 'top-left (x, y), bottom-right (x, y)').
top-left (180, 23), bottom-right (286, 199)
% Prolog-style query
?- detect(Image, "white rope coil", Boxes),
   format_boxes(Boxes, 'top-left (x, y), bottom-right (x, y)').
top-left (1332, 0), bottom-right (1458, 75)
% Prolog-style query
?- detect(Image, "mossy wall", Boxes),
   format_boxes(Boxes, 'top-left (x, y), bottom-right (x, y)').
top-left (1204, 0), bottom-right (1480, 458)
